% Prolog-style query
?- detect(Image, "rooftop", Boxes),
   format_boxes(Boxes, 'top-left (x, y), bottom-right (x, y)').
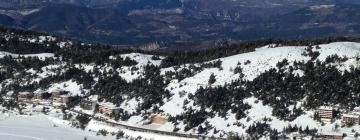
top-left (319, 106), bottom-right (333, 110)
top-left (19, 92), bottom-right (32, 95)
top-left (99, 102), bottom-right (120, 109)
top-left (60, 95), bottom-right (70, 98)
top-left (342, 113), bottom-right (360, 118)
top-left (51, 88), bottom-right (61, 93)
top-left (34, 89), bottom-right (45, 94)
top-left (320, 132), bottom-right (343, 136)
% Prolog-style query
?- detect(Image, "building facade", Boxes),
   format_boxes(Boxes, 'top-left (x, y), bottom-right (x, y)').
top-left (52, 95), bottom-right (70, 106)
top-left (341, 114), bottom-right (360, 126)
top-left (32, 90), bottom-right (45, 104)
top-left (318, 106), bottom-right (334, 122)
top-left (98, 102), bottom-right (119, 118)
top-left (314, 133), bottom-right (343, 140)
top-left (51, 89), bottom-right (61, 99)
top-left (149, 115), bottom-right (168, 124)
top-left (80, 100), bottom-right (97, 110)
top-left (18, 92), bottom-right (33, 102)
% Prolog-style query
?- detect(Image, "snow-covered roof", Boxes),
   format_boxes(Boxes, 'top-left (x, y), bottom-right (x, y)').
top-left (99, 102), bottom-right (120, 109)
top-left (34, 89), bottom-right (45, 94)
top-left (51, 88), bottom-right (61, 93)
top-left (342, 114), bottom-right (360, 118)
top-left (319, 106), bottom-right (333, 110)
top-left (19, 92), bottom-right (31, 95)
top-left (60, 95), bottom-right (70, 98)
top-left (151, 114), bottom-right (168, 119)
top-left (320, 132), bottom-right (343, 136)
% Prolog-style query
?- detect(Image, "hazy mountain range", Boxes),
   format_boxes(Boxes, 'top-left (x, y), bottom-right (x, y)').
top-left (0, 0), bottom-right (360, 47)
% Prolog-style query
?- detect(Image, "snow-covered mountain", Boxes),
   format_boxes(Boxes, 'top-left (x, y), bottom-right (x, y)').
top-left (2, 27), bottom-right (360, 139)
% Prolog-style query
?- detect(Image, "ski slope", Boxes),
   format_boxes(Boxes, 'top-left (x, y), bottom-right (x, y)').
top-left (0, 114), bottom-right (115, 140)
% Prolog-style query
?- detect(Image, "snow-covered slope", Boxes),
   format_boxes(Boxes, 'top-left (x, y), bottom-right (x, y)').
top-left (116, 53), bottom-right (163, 82)
top-left (0, 51), bottom-right (54, 60)
top-left (0, 113), bottom-right (115, 140)
top-left (4, 41), bottom-right (360, 139)
top-left (64, 41), bottom-right (360, 139)
top-left (154, 42), bottom-right (360, 139)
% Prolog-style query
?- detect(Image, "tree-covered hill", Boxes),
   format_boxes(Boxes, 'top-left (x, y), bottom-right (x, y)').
top-left (3, 26), bottom-right (360, 139)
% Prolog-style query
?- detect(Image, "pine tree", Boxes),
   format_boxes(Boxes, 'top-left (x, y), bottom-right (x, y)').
top-left (208, 73), bottom-right (216, 85)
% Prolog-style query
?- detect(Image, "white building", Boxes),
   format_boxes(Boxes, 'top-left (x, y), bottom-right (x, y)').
top-left (341, 113), bottom-right (360, 126)
top-left (97, 102), bottom-right (120, 119)
top-left (32, 89), bottom-right (46, 104)
top-left (18, 92), bottom-right (33, 103)
top-left (315, 132), bottom-right (343, 140)
top-left (318, 106), bottom-right (334, 122)
top-left (52, 94), bottom-right (70, 107)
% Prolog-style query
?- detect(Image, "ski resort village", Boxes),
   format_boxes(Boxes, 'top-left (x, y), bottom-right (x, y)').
top-left (4, 29), bottom-right (360, 140)
top-left (4, 86), bottom-right (360, 140)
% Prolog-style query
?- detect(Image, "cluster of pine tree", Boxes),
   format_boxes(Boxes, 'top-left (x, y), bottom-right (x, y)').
top-left (249, 51), bottom-right (360, 121)
top-left (160, 36), bottom-right (360, 67)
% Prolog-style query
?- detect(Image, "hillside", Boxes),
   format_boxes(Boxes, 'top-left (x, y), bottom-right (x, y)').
top-left (2, 27), bottom-right (360, 139)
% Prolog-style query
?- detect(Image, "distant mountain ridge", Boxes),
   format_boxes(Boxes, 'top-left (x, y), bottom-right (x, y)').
top-left (0, 1), bottom-right (360, 47)
top-left (233, 4), bottom-right (360, 39)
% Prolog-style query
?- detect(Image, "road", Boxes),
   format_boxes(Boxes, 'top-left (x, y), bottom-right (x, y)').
top-left (72, 110), bottom-right (226, 140)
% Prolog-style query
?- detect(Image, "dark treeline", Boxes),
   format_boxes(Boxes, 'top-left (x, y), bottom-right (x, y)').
top-left (57, 43), bottom-right (145, 64)
top-left (2, 24), bottom-right (360, 67)
top-left (160, 36), bottom-right (360, 67)
top-left (0, 25), bottom-right (63, 54)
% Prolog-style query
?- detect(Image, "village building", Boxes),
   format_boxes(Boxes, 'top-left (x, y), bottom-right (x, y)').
top-left (50, 89), bottom-right (61, 99)
top-left (18, 92), bottom-right (33, 103)
top-left (78, 95), bottom-right (98, 115)
top-left (318, 106), bottom-right (334, 122)
top-left (60, 95), bottom-right (70, 104)
top-left (290, 133), bottom-right (304, 140)
top-left (50, 88), bottom-right (70, 106)
top-left (98, 102), bottom-right (120, 119)
top-left (314, 132), bottom-right (343, 140)
top-left (52, 94), bottom-right (70, 106)
top-left (80, 100), bottom-right (97, 110)
top-left (80, 95), bottom-right (98, 110)
top-left (341, 113), bottom-right (360, 126)
top-left (275, 134), bottom-right (290, 140)
top-left (52, 96), bottom-right (62, 104)
top-left (149, 114), bottom-right (168, 125)
top-left (32, 90), bottom-right (45, 104)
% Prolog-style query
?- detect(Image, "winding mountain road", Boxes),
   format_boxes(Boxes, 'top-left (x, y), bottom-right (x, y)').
top-left (72, 110), bottom-right (226, 140)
